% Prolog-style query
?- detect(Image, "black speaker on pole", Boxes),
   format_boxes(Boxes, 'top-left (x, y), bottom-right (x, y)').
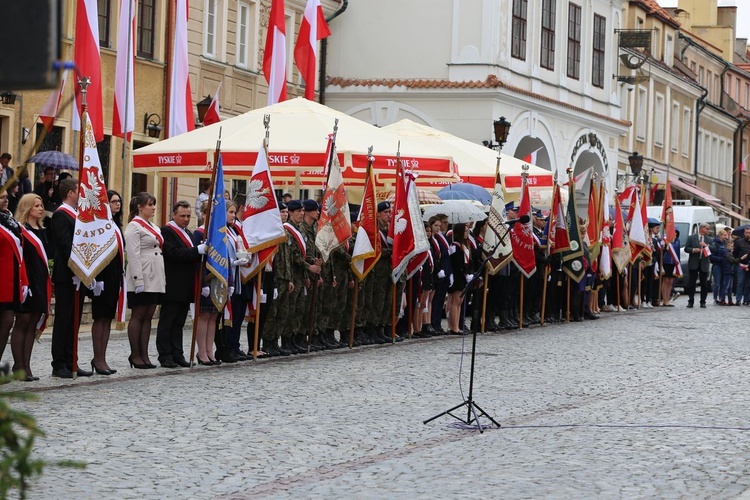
top-left (0, 0), bottom-right (61, 89)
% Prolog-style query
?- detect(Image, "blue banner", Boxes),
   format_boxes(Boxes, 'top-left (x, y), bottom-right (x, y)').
top-left (205, 154), bottom-right (229, 310)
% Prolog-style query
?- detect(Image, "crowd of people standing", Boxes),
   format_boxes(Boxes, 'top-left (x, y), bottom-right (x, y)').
top-left (0, 164), bottom-right (748, 381)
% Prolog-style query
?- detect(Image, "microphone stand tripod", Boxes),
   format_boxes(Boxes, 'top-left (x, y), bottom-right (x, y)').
top-left (424, 242), bottom-right (504, 433)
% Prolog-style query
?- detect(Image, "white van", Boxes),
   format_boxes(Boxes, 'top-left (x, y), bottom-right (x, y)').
top-left (646, 201), bottom-right (718, 285)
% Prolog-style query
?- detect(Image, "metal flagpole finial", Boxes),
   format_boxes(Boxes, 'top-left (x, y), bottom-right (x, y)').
top-left (78, 76), bottom-right (91, 107)
top-left (333, 117), bottom-right (339, 136)
top-left (263, 114), bottom-right (270, 144)
top-left (396, 140), bottom-right (401, 161)
top-left (216, 126), bottom-right (222, 150)
top-left (553, 170), bottom-right (559, 182)
top-left (521, 163), bottom-right (529, 178)
top-left (367, 145), bottom-right (374, 161)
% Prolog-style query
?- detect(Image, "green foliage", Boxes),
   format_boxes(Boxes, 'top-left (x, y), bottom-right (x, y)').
top-left (0, 373), bottom-right (45, 499)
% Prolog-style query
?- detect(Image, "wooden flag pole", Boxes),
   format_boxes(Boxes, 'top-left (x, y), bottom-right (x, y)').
top-left (348, 282), bottom-right (359, 348)
top-left (540, 265), bottom-right (550, 326)
top-left (252, 274), bottom-right (261, 359)
top-left (518, 276), bottom-right (524, 330)
top-left (480, 267), bottom-right (489, 333)
top-left (391, 284), bottom-right (397, 343)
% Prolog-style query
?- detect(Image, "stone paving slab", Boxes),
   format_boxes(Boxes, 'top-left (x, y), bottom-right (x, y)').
top-left (7, 296), bottom-right (750, 498)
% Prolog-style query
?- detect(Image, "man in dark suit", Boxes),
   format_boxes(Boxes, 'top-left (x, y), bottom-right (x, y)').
top-left (156, 201), bottom-right (206, 368)
top-left (50, 178), bottom-right (92, 378)
top-left (431, 214), bottom-right (453, 333)
top-left (684, 223), bottom-right (714, 308)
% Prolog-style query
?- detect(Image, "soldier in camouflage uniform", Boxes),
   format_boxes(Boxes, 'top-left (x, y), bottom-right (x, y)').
top-left (366, 201), bottom-right (401, 343)
top-left (299, 199), bottom-right (324, 351)
top-left (259, 203), bottom-right (291, 357)
top-left (320, 240), bottom-right (353, 348)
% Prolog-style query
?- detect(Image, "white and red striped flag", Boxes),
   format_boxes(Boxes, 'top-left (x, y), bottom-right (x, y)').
top-left (168, 0), bottom-right (195, 137)
top-left (263, 0), bottom-right (287, 105)
top-left (202, 82), bottom-right (222, 126)
top-left (294, 0), bottom-right (331, 100)
top-left (113, 0), bottom-right (135, 139)
top-left (73, 0), bottom-right (104, 142)
top-left (38, 69), bottom-right (68, 132)
top-left (522, 147), bottom-right (542, 165)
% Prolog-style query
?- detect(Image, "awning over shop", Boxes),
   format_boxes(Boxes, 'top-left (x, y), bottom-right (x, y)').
top-left (670, 176), bottom-right (749, 223)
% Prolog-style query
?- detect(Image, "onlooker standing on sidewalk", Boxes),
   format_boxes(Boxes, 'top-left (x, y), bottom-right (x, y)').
top-left (684, 223), bottom-right (714, 308)
top-left (732, 227), bottom-right (750, 305)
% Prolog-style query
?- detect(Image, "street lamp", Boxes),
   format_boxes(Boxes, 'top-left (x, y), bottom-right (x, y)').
top-left (483, 116), bottom-right (512, 152)
top-left (143, 113), bottom-right (162, 139)
top-left (628, 151), bottom-right (643, 178)
top-left (196, 95), bottom-right (212, 124)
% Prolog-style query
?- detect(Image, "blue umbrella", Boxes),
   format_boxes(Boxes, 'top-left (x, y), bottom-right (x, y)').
top-left (437, 190), bottom-right (482, 202)
top-left (647, 217), bottom-right (661, 225)
top-left (27, 150), bottom-right (78, 171)
top-left (437, 183), bottom-right (491, 205)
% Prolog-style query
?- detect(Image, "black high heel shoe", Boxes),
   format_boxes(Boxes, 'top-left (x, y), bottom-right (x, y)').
top-left (196, 357), bottom-right (213, 366)
top-left (128, 355), bottom-right (152, 369)
top-left (91, 360), bottom-right (112, 375)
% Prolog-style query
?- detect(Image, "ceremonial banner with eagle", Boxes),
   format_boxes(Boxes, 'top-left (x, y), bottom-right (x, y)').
top-left (315, 132), bottom-right (351, 262)
top-left (69, 110), bottom-right (120, 287)
top-left (483, 167), bottom-right (513, 274)
top-left (390, 161), bottom-right (428, 283)
top-left (242, 138), bottom-right (286, 279)
top-left (350, 155), bottom-right (381, 281)
top-left (510, 173), bottom-right (536, 278)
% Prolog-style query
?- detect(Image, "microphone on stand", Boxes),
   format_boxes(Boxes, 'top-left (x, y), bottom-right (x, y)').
top-left (504, 214), bottom-right (531, 225)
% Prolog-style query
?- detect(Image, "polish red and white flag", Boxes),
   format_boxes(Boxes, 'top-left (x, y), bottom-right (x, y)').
top-left (72, 0), bottom-right (104, 141)
top-left (264, 0), bottom-right (288, 105)
top-left (38, 69), bottom-right (68, 132)
top-left (167, 0), bottom-right (195, 137)
top-left (294, 0), bottom-right (331, 100)
top-left (202, 82), bottom-right (222, 126)
top-left (113, 0), bottom-right (136, 139)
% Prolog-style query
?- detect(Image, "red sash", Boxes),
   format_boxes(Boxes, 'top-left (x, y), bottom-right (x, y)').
top-left (21, 226), bottom-right (53, 330)
top-left (284, 222), bottom-right (306, 259)
top-left (431, 237), bottom-right (441, 259)
top-left (56, 204), bottom-right (77, 220)
top-left (132, 216), bottom-right (164, 248)
top-left (456, 242), bottom-right (470, 265)
top-left (167, 221), bottom-right (194, 248)
top-left (436, 232), bottom-right (450, 251)
top-left (233, 222), bottom-right (250, 250)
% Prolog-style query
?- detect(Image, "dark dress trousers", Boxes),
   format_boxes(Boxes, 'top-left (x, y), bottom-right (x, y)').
top-left (156, 224), bottom-right (201, 362)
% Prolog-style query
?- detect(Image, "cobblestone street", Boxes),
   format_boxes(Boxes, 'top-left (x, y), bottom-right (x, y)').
top-left (9, 296), bottom-right (750, 498)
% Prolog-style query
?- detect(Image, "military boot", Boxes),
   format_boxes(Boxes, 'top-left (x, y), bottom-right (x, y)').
top-left (310, 333), bottom-right (326, 351)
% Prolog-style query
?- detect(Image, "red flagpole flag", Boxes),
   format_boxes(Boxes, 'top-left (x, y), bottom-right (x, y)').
top-left (586, 178), bottom-right (600, 262)
top-left (167, 0), bottom-right (195, 138)
top-left (294, 0), bottom-right (331, 101)
top-left (113, 0), bottom-right (136, 139)
top-left (39, 70), bottom-right (69, 132)
top-left (510, 174), bottom-right (536, 278)
top-left (316, 136), bottom-right (351, 262)
top-left (612, 193), bottom-right (631, 274)
top-left (661, 178), bottom-right (675, 244)
top-left (390, 161), bottom-right (415, 281)
top-left (202, 82), bottom-right (222, 126)
top-left (73, 0), bottom-right (104, 141)
top-left (547, 183), bottom-right (570, 256)
top-left (264, 0), bottom-right (288, 105)
top-left (351, 157), bottom-right (381, 281)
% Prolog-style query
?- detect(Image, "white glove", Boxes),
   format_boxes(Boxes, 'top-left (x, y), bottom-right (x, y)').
top-left (93, 281), bottom-right (104, 297)
top-left (72, 276), bottom-right (81, 289)
top-left (449, 274), bottom-right (454, 287)
top-left (438, 269), bottom-right (446, 279)
top-left (232, 258), bottom-right (249, 266)
top-left (135, 285), bottom-right (145, 294)
top-left (228, 286), bottom-right (235, 295)
top-left (448, 245), bottom-right (456, 255)
top-left (197, 243), bottom-right (207, 255)
top-left (201, 286), bottom-right (210, 297)
top-left (273, 288), bottom-right (279, 300)
top-left (21, 285), bottom-right (30, 302)
top-left (466, 274), bottom-right (474, 282)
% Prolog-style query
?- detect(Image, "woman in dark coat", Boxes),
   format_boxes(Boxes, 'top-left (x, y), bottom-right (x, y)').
top-left (447, 223), bottom-right (472, 334)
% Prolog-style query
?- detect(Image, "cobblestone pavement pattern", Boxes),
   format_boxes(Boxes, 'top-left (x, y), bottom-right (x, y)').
top-left (9, 296), bottom-right (750, 498)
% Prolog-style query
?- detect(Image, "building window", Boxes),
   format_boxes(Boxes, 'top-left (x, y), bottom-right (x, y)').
top-left (745, 82), bottom-right (750, 108)
top-left (137, 0), bottom-right (155, 58)
top-left (35, 124), bottom-right (63, 153)
top-left (205, 0), bottom-right (217, 57)
top-left (682, 107), bottom-right (691, 156)
top-left (540, 0), bottom-right (556, 70)
top-left (511, 0), bottom-right (528, 61)
top-left (665, 34), bottom-right (673, 66)
top-left (592, 14), bottom-right (605, 88)
top-left (237, 2), bottom-right (250, 67)
top-left (636, 87), bottom-right (647, 141)
top-left (98, 0), bottom-right (111, 48)
top-left (670, 101), bottom-right (679, 153)
top-left (567, 3), bottom-right (581, 79)
top-left (97, 135), bottom-right (112, 185)
top-left (654, 94), bottom-right (664, 147)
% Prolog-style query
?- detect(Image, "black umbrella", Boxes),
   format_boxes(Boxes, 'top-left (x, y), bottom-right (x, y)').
top-left (732, 224), bottom-right (750, 237)
top-left (27, 150), bottom-right (78, 171)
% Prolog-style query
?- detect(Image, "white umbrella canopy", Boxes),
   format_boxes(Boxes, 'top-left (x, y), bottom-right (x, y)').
top-left (382, 119), bottom-right (553, 205)
top-left (132, 98), bottom-right (459, 189)
top-left (422, 200), bottom-right (487, 224)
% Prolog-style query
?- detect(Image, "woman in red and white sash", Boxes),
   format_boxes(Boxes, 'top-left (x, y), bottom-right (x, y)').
top-left (124, 192), bottom-right (165, 369)
top-left (192, 200), bottom-right (222, 365)
top-left (10, 194), bottom-right (44, 380)
top-left (447, 223), bottom-right (473, 335)
top-left (85, 190), bottom-right (125, 375)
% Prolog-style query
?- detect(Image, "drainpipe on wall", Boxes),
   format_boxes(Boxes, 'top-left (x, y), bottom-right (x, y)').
top-left (318, 0), bottom-right (349, 105)
top-left (734, 117), bottom-right (750, 217)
